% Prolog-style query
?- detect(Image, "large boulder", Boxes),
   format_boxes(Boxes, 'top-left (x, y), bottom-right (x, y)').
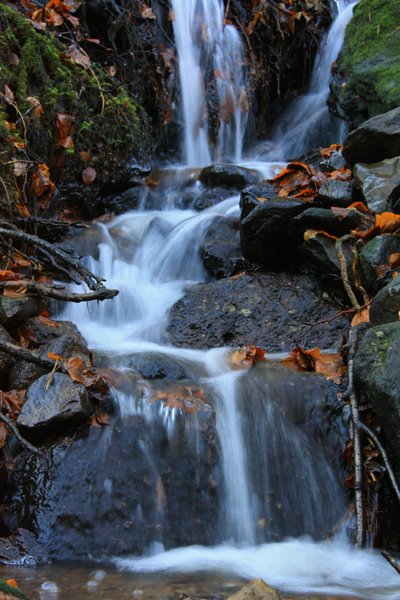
top-left (359, 235), bottom-right (400, 294)
top-left (370, 277), bottom-right (400, 325)
top-left (291, 206), bottom-right (364, 240)
top-left (329, 0), bottom-right (400, 128)
top-left (200, 216), bottom-right (246, 279)
top-left (17, 373), bottom-right (93, 439)
top-left (192, 187), bottom-right (232, 211)
top-left (354, 322), bottom-right (400, 457)
top-left (240, 182), bottom-right (277, 219)
top-left (353, 157), bottom-right (400, 213)
top-left (318, 179), bottom-right (353, 208)
top-left (240, 197), bottom-right (308, 269)
top-left (199, 164), bottom-right (259, 189)
top-left (342, 108), bottom-right (400, 168)
top-left (166, 272), bottom-right (350, 350)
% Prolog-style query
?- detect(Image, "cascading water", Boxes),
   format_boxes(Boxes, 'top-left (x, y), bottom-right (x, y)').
top-left (170, 0), bottom-right (249, 165)
top-left (260, 0), bottom-right (358, 160)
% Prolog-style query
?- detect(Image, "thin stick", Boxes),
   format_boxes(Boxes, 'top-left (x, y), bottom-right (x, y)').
top-left (336, 235), bottom-right (360, 309)
top-left (348, 328), bottom-right (364, 547)
top-left (382, 551), bottom-right (400, 576)
top-left (359, 422), bottom-right (400, 505)
top-left (0, 411), bottom-right (41, 455)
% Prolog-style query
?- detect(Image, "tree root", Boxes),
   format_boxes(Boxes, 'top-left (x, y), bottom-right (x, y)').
top-left (0, 280), bottom-right (118, 302)
top-left (336, 235), bottom-right (360, 309)
top-left (0, 411), bottom-right (41, 455)
top-left (0, 225), bottom-right (106, 291)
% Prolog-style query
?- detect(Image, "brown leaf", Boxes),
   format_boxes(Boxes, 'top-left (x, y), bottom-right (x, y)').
top-left (320, 143), bottom-right (343, 158)
top-left (351, 307), bottom-right (370, 327)
top-left (79, 150), bottom-right (90, 162)
top-left (220, 90), bottom-right (235, 124)
top-left (304, 229), bottom-right (338, 242)
top-left (62, 44), bottom-right (91, 69)
top-left (4, 84), bottom-right (14, 104)
top-left (281, 345), bottom-right (345, 381)
top-left (0, 423), bottom-right (8, 449)
top-left (0, 389), bottom-right (26, 418)
top-left (39, 314), bottom-right (60, 328)
top-left (26, 96), bottom-right (44, 118)
top-left (15, 203), bottom-right (31, 217)
top-left (82, 166), bottom-right (96, 186)
top-left (229, 345), bottom-right (265, 370)
top-left (55, 113), bottom-right (76, 148)
top-left (0, 270), bottom-right (24, 282)
top-left (66, 357), bottom-right (108, 392)
top-left (31, 163), bottom-right (56, 207)
top-left (3, 282), bottom-right (28, 298)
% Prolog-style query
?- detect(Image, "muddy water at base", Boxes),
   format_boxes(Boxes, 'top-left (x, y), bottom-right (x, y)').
top-left (0, 564), bottom-right (362, 600)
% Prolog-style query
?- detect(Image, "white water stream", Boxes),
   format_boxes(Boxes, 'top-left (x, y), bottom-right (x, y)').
top-left (55, 1), bottom-right (400, 598)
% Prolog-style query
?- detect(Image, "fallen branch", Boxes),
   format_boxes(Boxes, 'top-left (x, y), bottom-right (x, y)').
top-left (382, 551), bottom-right (400, 576)
top-left (359, 422), bottom-right (400, 505)
top-left (0, 411), bottom-right (41, 455)
top-left (0, 339), bottom-right (55, 370)
top-left (336, 235), bottom-right (360, 309)
top-left (0, 280), bottom-right (119, 303)
top-left (347, 328), bottom-right (364, 547)
top-left (0, 225), bottom-right (103, 291)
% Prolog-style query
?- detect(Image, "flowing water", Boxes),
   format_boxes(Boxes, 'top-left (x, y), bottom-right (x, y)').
top-left (7, 1), bottom-right (400, 599)
top-left (258, 0), bottom-right (358, 160)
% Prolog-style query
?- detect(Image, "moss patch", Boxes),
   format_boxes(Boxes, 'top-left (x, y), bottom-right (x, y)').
top-left (329, 0), bottom-right (400, 124)
top-left (0, 4), bottom-right (150, 214)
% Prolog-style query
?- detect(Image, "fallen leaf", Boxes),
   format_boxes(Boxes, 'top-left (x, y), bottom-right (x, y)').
top-left (351, 306), bottom-right (370, 327)
top-left (0, 423), bottom-right (8, 449)
top-left (229, 345), bottom-right (265, 369)
top-left (55, 112), bottom-right (76, 148)
top-left (303, 229), bottom-right (338, 242)
top-left (5, 579), bottom-right (18, 589)
top-left (281, 345), bottom-right (345, 381)
top-left (0, 270), bottom-right (24, 282)
top-left (26, 96), bottom-right (44, 118)
top-left (39, 315), bottom-right (60, 328)
top-left (62, 44), bottom-right (91, 69)
top-left (16, 203), bottom-right (31, 217)
top-left (79, 150), bottom-right (90, 162)
top-left (320, 143), bottom-right (343, 158)
top-left (31, 163), bottom-right (56, 207)
top-left (4, 84), bottom-right (14, 104)
top-left (82, 166), bottom-right (96, 185)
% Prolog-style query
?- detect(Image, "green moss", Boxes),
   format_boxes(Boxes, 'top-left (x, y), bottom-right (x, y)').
top-left (334, 0), bottom-right (400, 119)
top-left (0, 3), bottom-right (150, 208)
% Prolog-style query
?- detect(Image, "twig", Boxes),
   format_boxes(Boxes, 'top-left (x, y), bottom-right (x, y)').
top-left (0, 280), bottom-right (118, 302)
top-left (336, 235), bottom-right (360, 309)
top-left (0, 226), bottom-right (103, 291)
top-left (359, 422), bottom-right (400, 505)
top-left (348, 328), bottom-right (364, 547)
top-left (0, 339), bottom-right (56, 370)
top-left (0, 411), bottom-right (41, 455)
top-left (382, 551), bottom-right (400, 576)
top-left (350, 243), bottom-right (370, 305)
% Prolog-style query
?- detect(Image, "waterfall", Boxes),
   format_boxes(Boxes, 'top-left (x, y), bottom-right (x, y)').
top-left (170, 0), bottom-right (249, 166)
top-left (260, 0), bottom-right (358, 160)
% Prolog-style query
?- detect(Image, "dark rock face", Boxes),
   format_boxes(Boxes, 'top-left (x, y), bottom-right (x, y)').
top-left (291, 207), bottom-right (363, 239)
top-left (166, 272), bottom-right (350, 350)
top-left (359, 235), bottom-right (400, 294)
top-left (0, 297), bottom-right (42, 326)
top-left (192, 187), bottom-right (232, 211)
top-left (240, 182), bottom-right (277, 219)
top-left (6, 403), bottom-right (220, 560)
top-left (240, 197), bottom-right (308, 269)
top-left (0, 325), bottom-right (13, 387)
top-left (370, 277), bottom-right (400, 326)
top-left (17, 373), bottom-right (93, 439)
top-left (0, 529), bottom-right (49, 566)
top-left (298, 233), bottom-right (340, 277)
top-left (318, 179), bottom-right (353, 207)
top-left (354, 322), bottom-right (400, 458)
top-left (353, 157), bottom-right (400, 214)
top-left (200, 216), bottom-right (246, 279)
top-left (199, 164), bottom-right (259, 189)
top-left (342, 108), bottom-right (400, 167)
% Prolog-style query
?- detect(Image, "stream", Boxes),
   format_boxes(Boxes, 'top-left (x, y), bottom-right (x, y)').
top-left (2, 1), bottom-right (400, 599)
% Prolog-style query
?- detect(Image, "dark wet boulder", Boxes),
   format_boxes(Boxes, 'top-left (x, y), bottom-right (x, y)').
top-left (192, 187), bottom-right (232, 211)
top-left (370, 277), bottom-right (400, 326)
top-left (17, 373), bottom-right (93, 440)
top-left (0, 297), bottom-right (42, 326)
top-left (83, 186), bottom-right (147, 219)
top-left (298, 232), bottom-right (340, 277)
top-left (319, 151), bottom-right (347, 173)
top-left (291, 207), bottom-right (363, 240)
top-left (353, 157), bottom-right (400, 214)
top-left (100, 160), bottom-right (152, 195)
top-left (240, 182), bottom-right (277, 219)
top-left (8, 320), bottom-right (90, 390)
top-left (200, 216), bottom-right (246, 279)
top-left (318, 179), bottom-right (353, 208)
top-left (167, 272), bottom-right (350, 350)
top-left (343, 108), bottom-right (400, 167)
top-left (119, 353), bottom-right (188, 381)
top-left (6, 401), bottom-right (220, 559)
top-left (199, 164), bottom-right (259, 189)
top-left (0, 529), bottom-right (49, 566)
top-left (354, 322), bottom-right (400, 458)
top-left (240, 197), bottom-right (309, 269)
top-left (359, 235), bottom-right (400, 294)
top-left (0, 325), bottom-right (14, 387)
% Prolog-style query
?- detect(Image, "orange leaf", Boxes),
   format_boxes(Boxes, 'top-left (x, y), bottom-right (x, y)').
top-left (31, 163), bottom-right (55, 207)
top-left (347, 201), bottom-right (370, 214)
top-left (16, 203), bottom-right (31, 217)
top-left (0, 270), bottom-right (24, 282)
top-left (3, 282), bottom-right (28, 298)
top-left (5, 579), bottom-right (18, 588)
top-left (27, 96), bottom-right (44, 118)
top-left (48, 351), bottom-right (65, 361)
top-left (79, 150), bottom-right (91, 162)
top-left (229, 345), bottom-right (265, 370)
top-left (55, 113), bottom-right (76, 148)
top-left (375, 212), bottom-right (400, 233)
top-left (351, 307), bottom-right (370, 327)
top-left (281, 345), bottom-right (345, 381)
top-left (303, 229), bottom-right (338, 242)
top-left (39, 315), bottom-right (59, 328)
top-left (389, 253), bottom-right (400, 269)
top-left (82, 166), bottom-right (96, 186)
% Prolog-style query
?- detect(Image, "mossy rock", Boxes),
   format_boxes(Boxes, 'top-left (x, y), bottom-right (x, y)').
top-left (0, 4), bottom-right (151, 213)
top-left (329, 0), bottom-right (400, 126)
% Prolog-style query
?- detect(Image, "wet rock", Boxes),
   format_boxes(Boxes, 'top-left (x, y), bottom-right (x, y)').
top-left (0, 325), bottom-right (13, 387)
top-left (370, 277), bottom-right (400, 326)
top-left (8, 320), bottom-right (90, 390)
top-left (319, 151), bottom-right (347, 172)
top-left (353, 157), bottom-right (400, 213)
top-left (298, 233), bottom-right (340, 277)
top-left (318, 179), bottom-right (353, 207)
top-left (192, 187), bottom-right (232, 211)
top-left (6, 404), bottom-right (220, 559)
top-left (84, 187), bottom-right (147, 219)
top-left (0, 529), bottom-right (49, 566)
top-left (100, 159), bottom-right (152, 195)
top-left (354, 322), bottom-right (400, 458)
top-left (227, 579), bottom-right (280, 600)
top-left (343, 108), bottom-right (400, 167)
top-left (359, 235), bottom-right (400, 294)
top-left (199, 164), bottom-right (259, 189)
top-left (291, 207), bottom-right (363, 239)
top-left (0, 297), bottom-right (42, 326)
top-left (167, 272), bottom-right (350, 350)
top-left (17, 373), bottom-right (93, 439)
top-left (240, 182), bottom-right (277, 219)
top-left (240, 198), bottom-right (308, 269)
top-left (200, 216), bottom-right (246, 279)
top-left (121, 353), bottom-right (188, 381)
